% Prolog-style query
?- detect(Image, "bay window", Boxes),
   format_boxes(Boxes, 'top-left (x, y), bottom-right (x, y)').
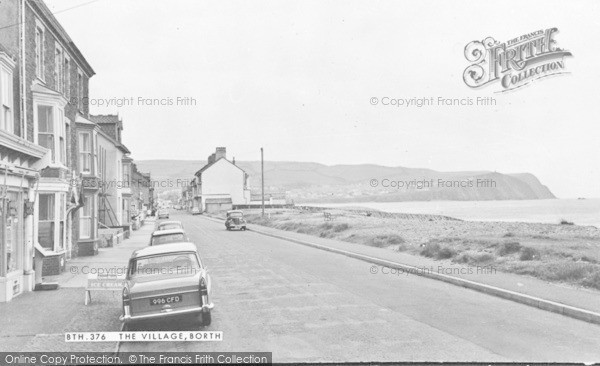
top-left (79, 131), bottom-right (91, 173)
top-left (36, 104), bottom-right (66, 165)
top-left (80, 196), bottom-right (92, 239)
top-left (122, 162), bottom-right (131, 186)
top-left (0, 57), bottom-right (14, 134)
top-left (37, 106), bottom-right (54, 159)
top-left (38, 194), bottom-right (55, 249)
top-left (37, 193), bottom-right (66, 252)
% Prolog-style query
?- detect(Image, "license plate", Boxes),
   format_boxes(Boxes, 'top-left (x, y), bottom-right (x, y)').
top-left (150, 294), bottom-right (182, 306)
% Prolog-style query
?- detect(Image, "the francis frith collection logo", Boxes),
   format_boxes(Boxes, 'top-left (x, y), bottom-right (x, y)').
top-left (463, 28), bottom-right (572, 92)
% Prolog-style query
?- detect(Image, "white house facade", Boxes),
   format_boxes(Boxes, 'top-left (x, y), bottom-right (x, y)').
top-left (193, 147), bottom-right (250, 213)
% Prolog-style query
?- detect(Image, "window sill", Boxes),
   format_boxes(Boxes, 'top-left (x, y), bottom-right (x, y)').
top-left (45, 163), bottom-right (69, 170)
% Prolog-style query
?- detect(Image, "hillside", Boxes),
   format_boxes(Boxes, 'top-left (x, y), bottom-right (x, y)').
top-left (135, 160), bottom-right (556, 202)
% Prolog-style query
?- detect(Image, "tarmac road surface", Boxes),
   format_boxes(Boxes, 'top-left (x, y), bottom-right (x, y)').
top-left (118, 213), bottom-right (600, 363)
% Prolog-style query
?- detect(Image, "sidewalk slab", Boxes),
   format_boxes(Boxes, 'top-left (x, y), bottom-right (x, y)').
top-left (44, 220), bottom-right (154, 287)
top-left (0, 219), bottom-right (155, 352)
top-left (0, 289), bottom-right (121, 352)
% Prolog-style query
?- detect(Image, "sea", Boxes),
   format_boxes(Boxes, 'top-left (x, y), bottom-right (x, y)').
top-left (305, 198), bottom-right (600, 227)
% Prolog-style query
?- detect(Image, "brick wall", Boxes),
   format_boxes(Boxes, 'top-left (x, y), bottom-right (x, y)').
top-left (41, 253), bottom-right (65, 277)
top-left (23, 6), bottom-right (35, 142)
top-left (77, 239), bottom-right (98, 257)
top-left (23, 4), bottom-right (93, 141)
top-left (22, 2), bottom-right (94, 259)
top-left (0, 1), bottom-right (22, 138)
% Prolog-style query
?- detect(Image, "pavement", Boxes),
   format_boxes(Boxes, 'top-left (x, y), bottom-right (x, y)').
top-left (119, 213), bottom-right (600, 363)
top-left (0, 219), bottom-right (154, 352)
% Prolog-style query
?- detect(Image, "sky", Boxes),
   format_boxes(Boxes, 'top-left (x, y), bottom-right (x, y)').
top-left (44, 0), bottom-right (600, 198)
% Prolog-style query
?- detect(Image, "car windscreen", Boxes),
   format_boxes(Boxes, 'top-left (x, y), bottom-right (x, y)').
top-left (129, 253), bottom-right (200, 279)
top-left (228, 212), bottom-right (243, 218)
top-left (151, 233), bottom-right (186, 245)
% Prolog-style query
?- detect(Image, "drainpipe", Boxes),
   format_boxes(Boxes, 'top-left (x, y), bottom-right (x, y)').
top-left (20, 0), bottom-right (27, 141)
top-left (65, 174), bottom-right (85, 259)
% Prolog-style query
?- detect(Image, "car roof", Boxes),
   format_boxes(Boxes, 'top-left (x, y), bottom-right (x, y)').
top-left (131, 242), bottom-right (198, 258)
top-left (157, 220), bottom-right (182, 226)
top-left (227, 210), bottom-right (243, 214)
top-left (151, 228), bottom-right (186, 236)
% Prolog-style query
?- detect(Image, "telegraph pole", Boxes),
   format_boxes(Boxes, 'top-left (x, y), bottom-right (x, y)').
top-left (261, 147), bottom-right (265, 217)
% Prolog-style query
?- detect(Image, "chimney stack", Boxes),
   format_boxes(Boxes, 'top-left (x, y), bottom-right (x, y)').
top-left (215, 147), bottom-right (226, 161)
top-left (232, 157), bottom-right (236, 165)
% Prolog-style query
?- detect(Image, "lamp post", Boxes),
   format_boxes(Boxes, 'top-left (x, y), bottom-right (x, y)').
top-left (261, 147), bottom-right (265, 217)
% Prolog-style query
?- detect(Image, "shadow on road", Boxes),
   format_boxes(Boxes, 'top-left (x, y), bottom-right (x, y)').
top-left (126, 316), bottom-right (210, 332)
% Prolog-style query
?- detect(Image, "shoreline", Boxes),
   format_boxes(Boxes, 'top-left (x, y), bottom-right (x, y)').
top-left (299, 198), bottom-right (600, 228)
top-left (238, 206), bottom-right (600, 291)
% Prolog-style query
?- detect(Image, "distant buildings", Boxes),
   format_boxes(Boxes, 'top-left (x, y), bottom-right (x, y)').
top-left (0, 0), bottom-right (153, 302)
top-left (131, 162), bottom-right (153, 227)
top-left (182, 147), bottom-right (291, 213)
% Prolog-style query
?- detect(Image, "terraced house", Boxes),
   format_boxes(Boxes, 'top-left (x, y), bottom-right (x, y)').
top-left (90, 114), bottom-right (134, 234)
top-left (0, 0), bottom-right (100, 302)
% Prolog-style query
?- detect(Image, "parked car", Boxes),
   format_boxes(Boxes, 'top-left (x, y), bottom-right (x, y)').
top-left (225, 210), bottom-right (247, 231)
top-left (150, 228), bottom-right (190, 246)
top-left (157, 209), bottom-right (169, 219)
top-left (155, 220), bottom-right (184, 231)
top-left (191, 207), bottom-right (201, 215)
top-left (120, 242), bottom-right (213, 328)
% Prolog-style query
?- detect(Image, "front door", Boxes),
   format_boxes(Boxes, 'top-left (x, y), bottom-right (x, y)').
top-left (5, 191), bottom-right (23, 297)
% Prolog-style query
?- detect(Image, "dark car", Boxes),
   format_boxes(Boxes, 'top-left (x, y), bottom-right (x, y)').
top-left (225, 210), bottom-right (246, 231)
top-left (120, 242), bottom-right (213, 327)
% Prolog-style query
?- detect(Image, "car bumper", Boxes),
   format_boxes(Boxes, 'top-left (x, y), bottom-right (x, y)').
top-left (120, 302), bottom-right (214, 323)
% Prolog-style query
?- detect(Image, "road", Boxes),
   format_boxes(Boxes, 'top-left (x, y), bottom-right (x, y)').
top-left (119, 212), bottom-right (600, 363)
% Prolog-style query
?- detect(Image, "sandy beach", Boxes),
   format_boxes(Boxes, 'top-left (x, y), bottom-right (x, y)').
top-left (237, 206), bottom-right (600, 290)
